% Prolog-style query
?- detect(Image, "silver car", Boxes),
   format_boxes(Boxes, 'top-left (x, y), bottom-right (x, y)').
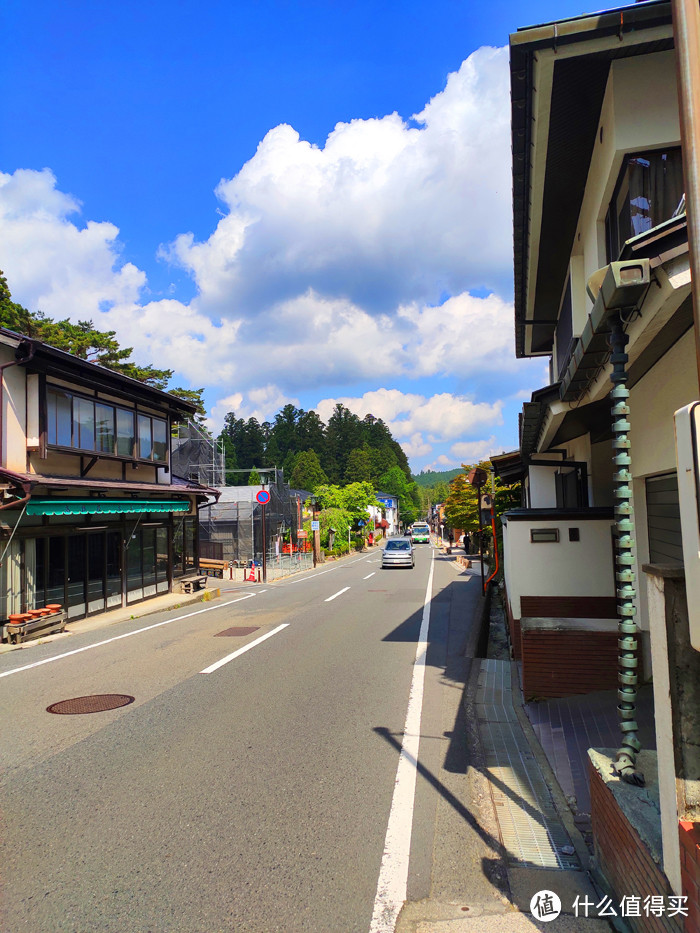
top-left (382, 537), bottom-right (415, 569)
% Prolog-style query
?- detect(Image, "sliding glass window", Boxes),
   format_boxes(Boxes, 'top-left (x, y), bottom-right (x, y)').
top-left (116, 409), bottom-right (135, 457)
top-left (46, 386), bottom-right (167, 464)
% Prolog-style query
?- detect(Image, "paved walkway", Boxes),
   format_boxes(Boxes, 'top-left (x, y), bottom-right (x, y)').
top-left (525, 684), bottom-right (657, 816)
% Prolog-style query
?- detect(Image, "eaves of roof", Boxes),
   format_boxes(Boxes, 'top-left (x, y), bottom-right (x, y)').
top-left (510, 0), bottom-right (673, 359)
top-left (0, 327), bottom-right (198, 417)
top-left (519, 384), bottom-right (561, 458)
top-left (0, 468), bottom-right (219, 501)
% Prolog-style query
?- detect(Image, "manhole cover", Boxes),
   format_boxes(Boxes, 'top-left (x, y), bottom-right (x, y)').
top-left (215, 626), bottom-right (259, 637)
top-left (47, 694), bottom-right (135, 715)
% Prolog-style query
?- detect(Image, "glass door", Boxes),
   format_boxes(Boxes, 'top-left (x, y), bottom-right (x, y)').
top-left (66, 535), bottom-right (86, 619)
top-left (46, 536), bottom-right (66, 609)
top-left (106, 531), bottom-right (123, 608)
top-left (126, 532), bottom-right (143, 604)
top-left (86, 533), bottom-right (106, 615)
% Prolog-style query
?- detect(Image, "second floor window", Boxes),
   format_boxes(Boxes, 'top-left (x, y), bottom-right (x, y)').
top-left (47, 387), bottom-right (168, 462)
top-left (606, 148), bottom-right (684, 260)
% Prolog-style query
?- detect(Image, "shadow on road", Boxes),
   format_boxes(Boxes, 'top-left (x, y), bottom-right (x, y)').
top-left (373, 725), bottom-right (503, 857)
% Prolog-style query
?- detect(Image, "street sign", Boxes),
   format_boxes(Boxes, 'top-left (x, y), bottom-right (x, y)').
top-left (297, 530), bottom-right (308, 538)
top-left (311, 520), bottom-right (320, 531)
top-left (256, 489), bottom-right (271, 505)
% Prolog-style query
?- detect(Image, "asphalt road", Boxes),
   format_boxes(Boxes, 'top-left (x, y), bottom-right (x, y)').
top-left (0, 543), bottom-right (486, 933)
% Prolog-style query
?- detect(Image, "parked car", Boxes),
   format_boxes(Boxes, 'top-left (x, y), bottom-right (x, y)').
top-left (382, 538), bottom-right (415, 569)
top-left (411, 522), bottom-right (431, 544)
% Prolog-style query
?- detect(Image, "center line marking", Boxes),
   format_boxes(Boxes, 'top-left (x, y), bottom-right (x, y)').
top-left (200, 623), bottom-right (289, 674)
top-left (325, 587), bottom-right (350, 602)
top-left (364, 572), bottom-right (376, 580)
top-left (369, 551), bottom-right (434, 933)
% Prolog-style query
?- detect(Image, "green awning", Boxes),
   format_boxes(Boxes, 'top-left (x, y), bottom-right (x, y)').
top-left (27, 498), bottom-right (191, 517)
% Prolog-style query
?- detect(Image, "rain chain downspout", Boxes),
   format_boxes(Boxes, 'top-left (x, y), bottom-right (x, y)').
top-left (609, 314), bottom-right (645, 787)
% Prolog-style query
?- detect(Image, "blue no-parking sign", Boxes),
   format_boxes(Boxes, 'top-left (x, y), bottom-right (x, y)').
top-left (256, 489), bottom-right (271, 505)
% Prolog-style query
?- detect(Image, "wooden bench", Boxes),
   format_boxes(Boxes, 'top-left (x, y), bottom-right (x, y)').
top-left (198, 558), bottom-right (229, 579)
top-left (180, 575), bottom-right (208, 594)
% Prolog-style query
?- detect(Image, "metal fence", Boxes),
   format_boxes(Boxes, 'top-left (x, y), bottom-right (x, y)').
top-left (199, 478), bottom-right (312, 579)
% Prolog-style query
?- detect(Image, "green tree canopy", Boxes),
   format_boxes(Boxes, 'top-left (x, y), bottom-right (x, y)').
top-left (290, 450), bottom-right (328, 491)
top-left (313, 481), bottom-right (379, 526)
top-left (0, 270), bottom-right (205, 422)
top-left (378, 465), bottom-right (421, 527)
top-left (443, 461), bottom-right (522, 532)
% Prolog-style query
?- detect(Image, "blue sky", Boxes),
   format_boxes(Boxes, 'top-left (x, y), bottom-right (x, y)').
top-left (1, 0), bottom-right (602, 473)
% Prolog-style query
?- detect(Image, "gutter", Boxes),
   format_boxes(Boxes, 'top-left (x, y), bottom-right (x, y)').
top-left (511, 0), bottom-right (671, 50)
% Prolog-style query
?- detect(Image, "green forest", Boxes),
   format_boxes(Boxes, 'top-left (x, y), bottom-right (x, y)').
top-left (217, 404), bottom-right (426, 525)
top-left (0, 270), bottom-right (440, 524)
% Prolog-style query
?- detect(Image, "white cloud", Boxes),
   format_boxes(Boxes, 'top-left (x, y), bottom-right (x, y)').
top-left (401, 432), bottom-right (433, 460)
top-left (450, 437), bottom-right (501, 463)
top-left (0, 46), bottom-right (537, 470)
top-left (208, 387), bottom-right (300, 429)
top-left (315, 388), bottom-right (502, 443)
top-left (0, 168), bottom-right (145, 319)
top-left (164, 45), bottom-right (512, 317)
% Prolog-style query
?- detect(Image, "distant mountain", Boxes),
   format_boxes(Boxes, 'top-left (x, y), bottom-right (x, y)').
top-left (411, 468), bottom-right (463, 488)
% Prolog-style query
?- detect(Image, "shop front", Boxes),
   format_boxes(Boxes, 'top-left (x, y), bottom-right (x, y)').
top-left (0, 498), bottom-right (200, 624)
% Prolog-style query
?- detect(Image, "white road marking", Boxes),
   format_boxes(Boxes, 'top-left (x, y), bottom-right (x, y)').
top-left (363, 572), bottom-right (376, 580)
top-left (369, 551), bottom-right (434, 933)
top-left (324, 587), bottom-right (350, 602)
top-left (0, 594), bottom-right (258, 680)
top-left (276, 567), bottom-right (337, 586)
top-left (199, 623), bottom-right (289, 674)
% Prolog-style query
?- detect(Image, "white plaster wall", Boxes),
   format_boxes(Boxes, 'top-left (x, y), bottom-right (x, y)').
top-left (528, 465), bottom-right (557, 508)
top-left (629, 330), bottom-right (699, 478)
top-left (4, 364), bottom-right (27, 473)
top-left (625, 331), bottom-right (699, 641)
top-left (577, 50), bottom-right (681, 285)
top-left (503, 518), bottom-right (616, 618)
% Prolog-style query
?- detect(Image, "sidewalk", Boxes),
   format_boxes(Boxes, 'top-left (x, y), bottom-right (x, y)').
top-left (0, 583), bottom-right (232, 655)
top-left (398, 554), bottom-right (612, 931)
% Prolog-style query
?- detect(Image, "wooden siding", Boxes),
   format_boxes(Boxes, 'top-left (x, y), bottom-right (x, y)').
top-left (521, 630), bottom-right (619, 698)
top-left (646, 472), bottom-right (683, 564)
top-left (520, 595), bottom-right (617, 619)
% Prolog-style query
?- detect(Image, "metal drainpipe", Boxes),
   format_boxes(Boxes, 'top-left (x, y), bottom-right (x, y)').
top-left (609, 314), bottom-right (645, 787)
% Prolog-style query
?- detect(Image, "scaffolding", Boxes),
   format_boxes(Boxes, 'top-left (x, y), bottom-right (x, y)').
top-left (198, 477), bottom-right (313, 581)
top-left (171, 421), bottom-right (225, 488)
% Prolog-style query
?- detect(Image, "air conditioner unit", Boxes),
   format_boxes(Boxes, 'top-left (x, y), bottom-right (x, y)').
top-left (674, 401), bottom-right (700, 651)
